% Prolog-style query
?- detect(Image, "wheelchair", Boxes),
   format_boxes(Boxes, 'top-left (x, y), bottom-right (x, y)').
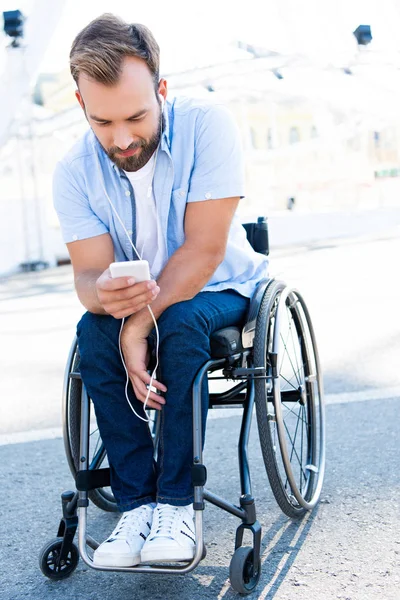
top-left (39, 217), bottom-right (325, 595)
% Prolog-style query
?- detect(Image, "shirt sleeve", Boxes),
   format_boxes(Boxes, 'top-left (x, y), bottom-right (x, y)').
top-left (187, 104), bottom-right (245, 203)
top-left (53, 160), bottom-right (108, 243)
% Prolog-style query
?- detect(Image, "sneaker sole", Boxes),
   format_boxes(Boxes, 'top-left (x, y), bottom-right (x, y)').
top-left (93, 552), bottom-right (141, 568)
top-left (140, 547), bottom-right (195, 564)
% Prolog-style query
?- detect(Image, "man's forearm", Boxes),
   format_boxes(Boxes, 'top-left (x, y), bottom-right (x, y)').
top-left (75, 269), bottom-right (108, 314)
top-left (127, 242), bottom-right (223, 334)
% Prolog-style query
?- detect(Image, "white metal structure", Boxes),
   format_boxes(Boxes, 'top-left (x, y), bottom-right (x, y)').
top-left (0, 0), bottom-right (66, 146)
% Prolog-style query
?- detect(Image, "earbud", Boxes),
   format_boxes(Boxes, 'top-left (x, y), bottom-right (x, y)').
top-left (159, 94), bottom-right (164, 110)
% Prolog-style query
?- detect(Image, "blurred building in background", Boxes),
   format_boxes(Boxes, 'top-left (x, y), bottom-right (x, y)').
top-left (1, 1), bottom-right (400, 275)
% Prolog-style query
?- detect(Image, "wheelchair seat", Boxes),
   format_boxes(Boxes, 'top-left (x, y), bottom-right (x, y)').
top-left (210, 326), bottom-right (244, 358)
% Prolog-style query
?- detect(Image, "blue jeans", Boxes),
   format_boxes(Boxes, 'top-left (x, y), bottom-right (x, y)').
top-left (77, 290), bottom-right (249, 512)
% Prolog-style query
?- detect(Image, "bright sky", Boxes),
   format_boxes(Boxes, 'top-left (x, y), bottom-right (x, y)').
top-left (3, 0), bottom-right (400, 75)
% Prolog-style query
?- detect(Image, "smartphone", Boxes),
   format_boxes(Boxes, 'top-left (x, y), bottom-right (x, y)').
top-left (109, 260), bottom-right (151, 282)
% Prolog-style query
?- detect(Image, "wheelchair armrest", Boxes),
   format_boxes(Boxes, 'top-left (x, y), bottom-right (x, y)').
top-left (241, 278), bottom-right (272, 348)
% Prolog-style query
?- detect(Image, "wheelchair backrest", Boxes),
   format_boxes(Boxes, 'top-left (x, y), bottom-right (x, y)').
top-left (242, 216), bottom-right (269, 256)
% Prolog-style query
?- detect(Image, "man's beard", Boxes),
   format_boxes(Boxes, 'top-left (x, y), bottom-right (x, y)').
top-left (105, 113), bottom-right (162, 172)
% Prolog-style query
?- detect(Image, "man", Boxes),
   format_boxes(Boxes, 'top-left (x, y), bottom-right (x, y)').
top-left (54, 13), bottom-right (268, 567)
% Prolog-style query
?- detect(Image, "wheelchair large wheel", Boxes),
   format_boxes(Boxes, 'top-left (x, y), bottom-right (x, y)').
top-left (63, 338), bottom-right (118, 512)
top-left (254, 280), bottom-right (325, 518)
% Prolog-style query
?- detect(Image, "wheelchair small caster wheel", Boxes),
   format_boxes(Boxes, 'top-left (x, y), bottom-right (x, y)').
top-left (39, 537), bottom-right (79, 580)
top-left (229, 546), bottom-right (261, 595)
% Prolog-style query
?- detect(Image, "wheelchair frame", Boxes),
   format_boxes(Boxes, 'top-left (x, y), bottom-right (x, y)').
top-left (40, 218), bottom-right (325, 594)
top-left (74, 352), bottom-right (261, 577)
top-left (54, 291), bottom-right (267, 579)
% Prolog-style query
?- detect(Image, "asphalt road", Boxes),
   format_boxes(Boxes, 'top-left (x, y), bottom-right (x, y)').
top-left (0, 218), bottom-right (399, 599)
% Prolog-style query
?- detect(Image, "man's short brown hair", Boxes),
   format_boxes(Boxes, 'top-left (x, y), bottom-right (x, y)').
top-left (70, 13), bottom-right (160, 88)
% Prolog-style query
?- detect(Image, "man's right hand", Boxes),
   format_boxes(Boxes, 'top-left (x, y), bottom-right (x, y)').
top-left (96, 269), bottom-right (160, 319)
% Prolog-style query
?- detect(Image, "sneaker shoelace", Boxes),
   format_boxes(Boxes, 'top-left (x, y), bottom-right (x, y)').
top-left (151, 505), bottom-right (180, 540)
top-left (107, 507), bottom-right (151, 542)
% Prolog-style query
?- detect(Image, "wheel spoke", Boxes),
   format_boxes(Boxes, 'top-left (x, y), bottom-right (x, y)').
top-left (279, 322), bottom-right (300, 387)
top-left (280, 362), bottom-right (307, 390)
top-left (282, 401), bottom-right (308, 425)
top-left (287, 305), bottom-right (302, 381)
top-left (92, 431), bottom-right (101, 457)
top-left (289, 405), bottom-right (302, 466)
top-left (279, 372), bottom-right (299, 391)
top-left (279, 309), bottom-right (302, 388)
top-left (287, 405), bottom-right (306, 495)
top-left (279, 325), bottom-right (292, 374)
top-left (283, 418), bottom-right (308, 481)
top-left (277, 303), bottom-right (292, 367)
top-left (283, 402), bottom-right (311, 489)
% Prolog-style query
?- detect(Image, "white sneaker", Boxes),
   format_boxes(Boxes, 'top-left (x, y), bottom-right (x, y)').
top-left (140, 503), bottom-right (196, 563)
top-left (93, 504), bottom-right (154, 567)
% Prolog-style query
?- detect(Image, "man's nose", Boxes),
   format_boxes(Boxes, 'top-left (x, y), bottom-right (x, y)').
top-left (113, 129), bottom-right (134, 151)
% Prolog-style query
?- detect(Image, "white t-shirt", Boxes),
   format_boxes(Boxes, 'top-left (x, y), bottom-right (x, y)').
top-left (124, 153), bottom-right (167, 280)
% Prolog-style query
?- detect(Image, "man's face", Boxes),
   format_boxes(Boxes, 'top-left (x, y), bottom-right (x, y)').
top-left (76, 56), bottom-right (165, 172)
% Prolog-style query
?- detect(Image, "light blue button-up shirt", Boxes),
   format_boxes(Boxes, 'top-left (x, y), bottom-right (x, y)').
top-left (53, 96), bottom-right (268, 298)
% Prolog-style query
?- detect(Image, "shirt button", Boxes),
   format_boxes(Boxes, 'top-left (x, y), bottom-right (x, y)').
top-left (180, 190), bottom-right (185, 197)
top-left (125, 190), bottom-right (131, 196)
top-left (72, 234), bottom-right (78, 241)
top-left (205, 192), bottom-right (212, 199)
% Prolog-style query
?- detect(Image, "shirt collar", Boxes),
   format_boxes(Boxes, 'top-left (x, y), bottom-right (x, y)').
top-left (161, 100), bottom-right (171, 149)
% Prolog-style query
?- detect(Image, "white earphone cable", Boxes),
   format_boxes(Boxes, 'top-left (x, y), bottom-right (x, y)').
top-left (94, 99), bottom-right (164, 423)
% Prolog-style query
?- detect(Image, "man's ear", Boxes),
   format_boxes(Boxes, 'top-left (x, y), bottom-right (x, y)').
top-left (75, 89), bottom-right (85, 111)
top-left (158, 78), bottom-right (168, 103)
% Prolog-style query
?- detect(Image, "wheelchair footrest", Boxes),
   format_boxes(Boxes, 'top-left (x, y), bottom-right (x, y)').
top-left (75, 468), bottom-right (111, 491)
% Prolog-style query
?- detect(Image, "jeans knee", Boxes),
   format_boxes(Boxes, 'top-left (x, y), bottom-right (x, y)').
top-left (77, 311), bottom-right (101, 338)
top-left (77, 312), bottom-right (120, 348)
top-left (158, 300), bottom-right (207, 339)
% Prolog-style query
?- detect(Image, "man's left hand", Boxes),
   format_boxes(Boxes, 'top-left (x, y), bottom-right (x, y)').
top-left (120, 325), bottom-right (167, 411)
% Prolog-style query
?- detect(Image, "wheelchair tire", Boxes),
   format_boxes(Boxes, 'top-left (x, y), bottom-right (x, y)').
top-left (63, 339), bottom-right (118, 512)
top-left (229, 547), bottom-right (261, 595)
top-left (39, 537), bottom-right (79, 580)
top-left (254, 280), bottom-right (325, 519)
